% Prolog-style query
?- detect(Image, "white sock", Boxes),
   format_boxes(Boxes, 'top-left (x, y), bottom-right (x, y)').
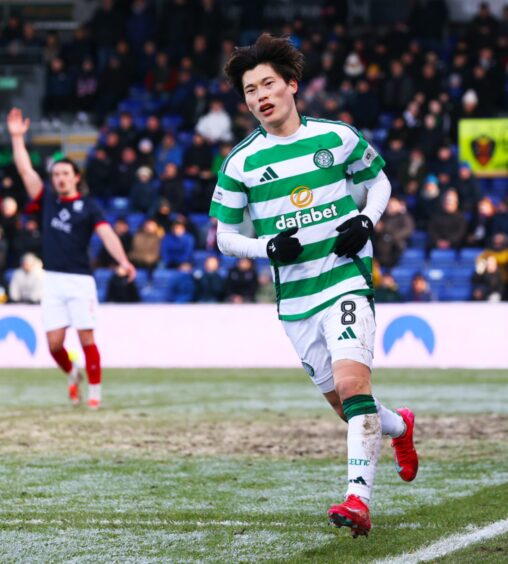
top-left (374, 397), bottom-right (405, 438)
top-left (67, 363), bottom-right (80, 385)
top-left (346, 413), bottom-right (382, 501)
top-left (88, 384), bottom-right (102, 401)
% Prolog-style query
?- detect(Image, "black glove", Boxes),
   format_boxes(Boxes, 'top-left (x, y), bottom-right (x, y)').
top-left (334, 214), bottom-right (373, 258)
top-left (267, 227), bottom-right (303, 263)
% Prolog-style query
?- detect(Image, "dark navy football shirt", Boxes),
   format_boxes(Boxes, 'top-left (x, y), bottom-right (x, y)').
top-left (39, 188), bottom-right (107, 275)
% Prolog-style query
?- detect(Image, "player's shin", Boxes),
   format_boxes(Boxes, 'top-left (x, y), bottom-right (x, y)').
top-left (83, 343), bottom-right (102, 408)
top-left (50, 346), bottom-right (73, 373)
top-left (343, 394), bottom-right (381, 501)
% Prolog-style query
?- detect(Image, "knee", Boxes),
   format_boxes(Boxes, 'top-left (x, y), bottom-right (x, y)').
top-left (333, 361), bottom-right (372, 402)
top-left (78, 330), bottom-right (95, 348)
top-left (47, 341), bottom-right (63, 354)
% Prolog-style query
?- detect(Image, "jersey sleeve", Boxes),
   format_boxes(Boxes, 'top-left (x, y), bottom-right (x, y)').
top-left (343, 128), bottom-right (386, 185)
top-left (89, 198), bottom-right (107, 227)
top-left (209, 158), bottom-right (248, 224)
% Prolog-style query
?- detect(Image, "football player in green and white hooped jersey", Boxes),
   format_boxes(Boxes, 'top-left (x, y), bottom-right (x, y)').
top-left (209, 34), bottom-right (419, 537)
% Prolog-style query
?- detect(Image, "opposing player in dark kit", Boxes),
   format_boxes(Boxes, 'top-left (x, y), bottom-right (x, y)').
top-left (7, 107), bottom-right (136, 409)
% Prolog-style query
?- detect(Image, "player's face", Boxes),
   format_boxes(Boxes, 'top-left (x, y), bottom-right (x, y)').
top-left (51, 163), bottom-right (80, 197)
top-left (243, 63), bottom-right (299, 135)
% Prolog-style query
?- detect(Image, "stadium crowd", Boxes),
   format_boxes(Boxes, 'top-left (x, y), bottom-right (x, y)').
top-left (1, 0), bottom-right (508, 304)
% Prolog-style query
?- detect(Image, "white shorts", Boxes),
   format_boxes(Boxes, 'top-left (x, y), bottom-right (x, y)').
top-left (41, 271), bottom-right (98, 332)
top-left (282, 294), bottom-right (376, 394)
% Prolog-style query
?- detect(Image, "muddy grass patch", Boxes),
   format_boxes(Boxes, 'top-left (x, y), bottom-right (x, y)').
top-left (1, 412), bottom-right (507, 459)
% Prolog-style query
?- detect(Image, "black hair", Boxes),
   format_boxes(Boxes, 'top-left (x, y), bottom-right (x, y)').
top-left (50, 157), bottom-right (81, 176)
top-left (224, 33), bottom-right (304, 98)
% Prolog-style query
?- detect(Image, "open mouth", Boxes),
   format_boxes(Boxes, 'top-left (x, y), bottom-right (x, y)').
top-left (260, 103), bottom-right (274, 114)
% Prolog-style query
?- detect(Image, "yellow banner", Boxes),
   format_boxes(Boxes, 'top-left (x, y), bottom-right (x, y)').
top-left (459, 118), bottom-right (508, 177)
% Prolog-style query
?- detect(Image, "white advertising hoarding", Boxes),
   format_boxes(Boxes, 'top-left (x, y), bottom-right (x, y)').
top-left (0, 303), bottom-right (506, 369)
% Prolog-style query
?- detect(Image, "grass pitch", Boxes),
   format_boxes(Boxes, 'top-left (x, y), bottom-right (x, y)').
top-left (0, 368), bottom-right (507, 563)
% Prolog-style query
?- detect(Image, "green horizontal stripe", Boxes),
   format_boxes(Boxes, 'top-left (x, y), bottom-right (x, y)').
top-left (278, 289), bottom-right (373, 321)
top-left (243, 132), bottom-right (343, 172)
top-left (345, 405), bottom-right (377, 420)
top-left (217, 171), bottom-right (246, 193)
top-left (352, 154), bottom-right (386, 184)
top-left (209, 200), bottom-right (244, 224)
top-left (344, 137), bottom-right (369, 167)
top-left (344, 394), bottom-right (375, 405)
top-left (271, 236), bottom-right (337, 267)
top-left (279, 257), bottom-right (372, 301)
top-left (252, 196), bottom-right (356, 237)
top-left (248, 163), bottom-right (346, 205)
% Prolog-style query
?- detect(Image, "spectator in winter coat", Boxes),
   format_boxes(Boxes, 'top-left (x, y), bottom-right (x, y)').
top-left (106, 264), bottom-right (141, 303)
top-left (130, 166), bottom-right (159, 213)
top-left (225, 258), bottom-right (258, 303)
top-left (161, 221), bottom-right (195, 268)
top-left (194, 255), bottom-right (225, 302)
top-left (427, 189), bottom-right (467, 252)
top-left (9, 253), bottom-right (43, 303)
top-left (195, 99), bottom-right (233, 144)
top-left (128, 219), bottom-right (161, 271)
top-left (374, 197), bottom-right (415, 268)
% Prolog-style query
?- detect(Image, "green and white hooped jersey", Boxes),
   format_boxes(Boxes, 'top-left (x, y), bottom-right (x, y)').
top-left (209, 116), bottom-right (386, 321)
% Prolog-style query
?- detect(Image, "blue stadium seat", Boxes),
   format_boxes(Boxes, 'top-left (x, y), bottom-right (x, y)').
top-left (220, 255), bottom-right (239, 270)
top-left (398, 248), bottom-right (425, 269)
top-left (4, 269), bottom-right (14, 284)
top-left (391, 266), bottom-right (420, 280)
top-left (105, 211), bottom-right (118, 225)
top-left (372, 128), bottom-right (388, 145)
top-left (89, 234), bottom-right (103, 258)
top-left (94, 268), bottom-right (113, 303)
top-left (128, 85), bottom-right (149, 100)
top-left (140, 285), bottom-right (167, 303)
top-left (193, 250), bottom-right (216, 269)
top-left (134, 269), bottom-right (149, 290)
top-left (255, 257), bottom-right (271, 271)
top-left (145, 99), bottom-right (165, 114)
top-left (479, 178), bottom-right (491, 194)
top-left (134, 115), bottom-right (147, 130)
top-left (379, 113), bottom-right (394, 129)
top-left (429, 249), bottom-right (457, 269)
top-left (460, 248), bottom-right (482, 264)
top-left (450, 266), bottom-right (474, 282)
top-left (161, 115), bottom-right (183, 132)
top-left (189, 213), bottom-right (211, 228)
top-left (177, 131), bottom-right (194, 148)
top-left (409, 230), bottom-right (428, 249)
top-left (108, 197), bottom-right (130, 213)
top-left (118, 99), bottom-right (144, 113)
top-left (106, 115), bottom-right (120, 129)
top-left (429, 249), bottom-right (456, 261)
top-left (152, 268), bottom-right (180, 289)
top-left (183, 178), bottom-right (198, 195)
top-left (127, 212), bottom-right (146, 233)
top-left (443, 284), bottom-right (471, 301)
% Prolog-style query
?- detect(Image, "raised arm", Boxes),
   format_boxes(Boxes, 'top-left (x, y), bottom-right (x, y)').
top-left (95, 223), bottom-right (137, 281)
top-left (7, 108), bottom-right (44, 200)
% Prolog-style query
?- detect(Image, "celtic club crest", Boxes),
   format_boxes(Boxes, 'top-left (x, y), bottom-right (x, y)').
top-left (313, 148), bottom-right (334, 169)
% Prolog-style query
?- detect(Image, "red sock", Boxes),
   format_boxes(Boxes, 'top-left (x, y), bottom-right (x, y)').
top-left (83, 343), bottom-right (101, 385)
top-left (51, 347), bottom-right (73, 374)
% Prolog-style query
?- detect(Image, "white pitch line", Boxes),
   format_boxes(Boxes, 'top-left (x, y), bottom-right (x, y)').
top-left (377, 518), bottom-right (508, 564)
